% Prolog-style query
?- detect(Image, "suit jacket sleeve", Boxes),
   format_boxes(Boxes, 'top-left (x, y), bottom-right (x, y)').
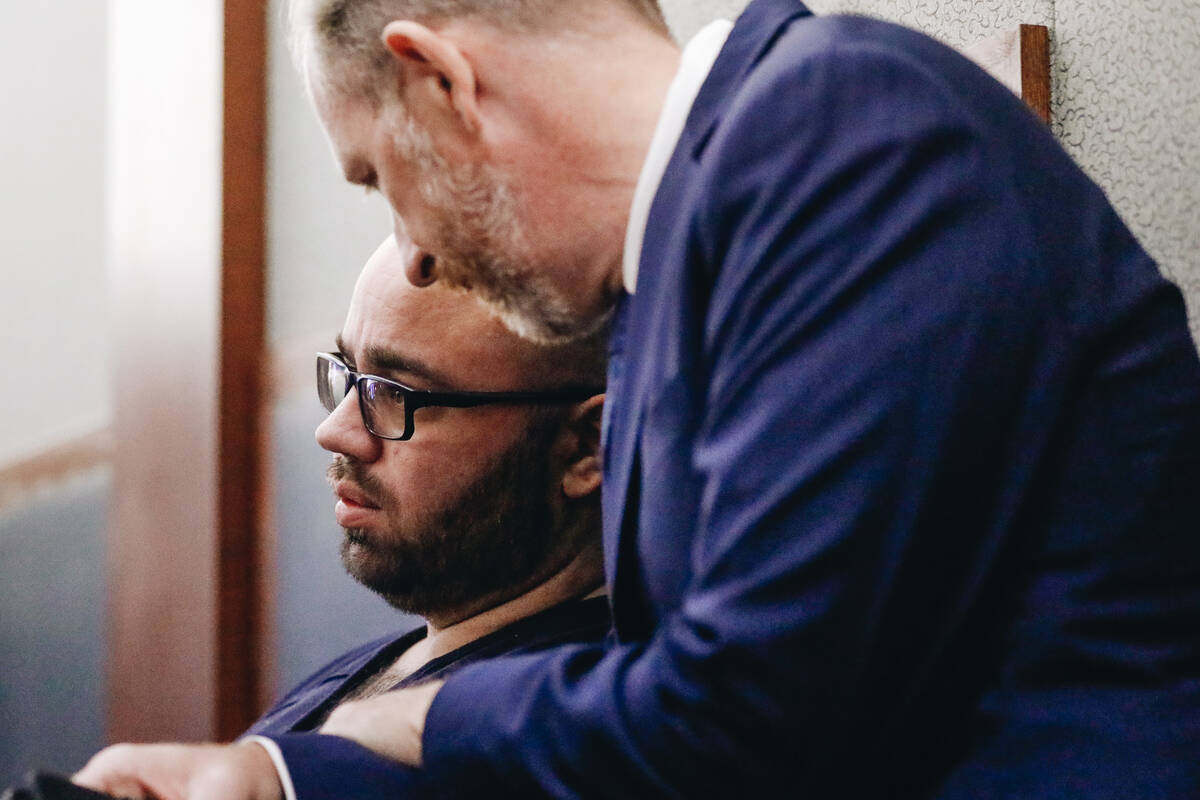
top-left (266, 733), bottom-right (434, 799)
top-left (418, 19), bottom-right (1200, 798)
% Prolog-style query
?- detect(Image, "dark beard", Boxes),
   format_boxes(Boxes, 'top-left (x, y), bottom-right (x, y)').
top-left (327, 417), bottom-right (571, 618)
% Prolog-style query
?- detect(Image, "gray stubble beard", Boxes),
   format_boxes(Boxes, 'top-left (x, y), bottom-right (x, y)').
top-left (389, 107), bottom-right (612, 345)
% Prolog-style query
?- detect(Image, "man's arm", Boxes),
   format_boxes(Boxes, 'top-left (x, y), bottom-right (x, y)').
top-left (73, 741), bottom-right (282, 800)
top-left (72, 733), bottom-right (436, 800)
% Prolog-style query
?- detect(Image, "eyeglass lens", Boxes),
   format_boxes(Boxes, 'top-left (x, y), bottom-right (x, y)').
top-left (317, 355), bottom-right (410, 439)
top-left (317, 356), bottom-right (350, 413)
top-left (358, 378), bottom-right (409, 438)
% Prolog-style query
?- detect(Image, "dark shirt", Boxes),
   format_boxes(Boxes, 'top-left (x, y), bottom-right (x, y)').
top-left (245, 595), bottom-right (611, 737)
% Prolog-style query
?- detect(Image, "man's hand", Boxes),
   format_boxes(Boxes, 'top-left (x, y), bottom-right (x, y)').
top-left (320, 679), bottom-right (444, 766)
top-left (72, 741), bottom-right (283, 800)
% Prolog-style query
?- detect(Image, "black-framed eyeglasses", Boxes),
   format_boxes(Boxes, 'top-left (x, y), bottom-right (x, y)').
top-left (317, 352), bottom-right (602, 441)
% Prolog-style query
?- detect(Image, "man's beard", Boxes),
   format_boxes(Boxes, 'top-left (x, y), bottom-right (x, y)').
top-left (326, 419), bottom-right (573, 618)
top-left (390, 108), bottom-right (612, 345)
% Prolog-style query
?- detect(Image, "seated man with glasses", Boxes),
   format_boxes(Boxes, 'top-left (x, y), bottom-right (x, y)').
top-left (68, 234), bottom-right (608, 799)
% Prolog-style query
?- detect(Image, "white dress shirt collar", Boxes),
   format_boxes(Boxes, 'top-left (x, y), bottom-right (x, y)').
top-left (622, 19), bottom-right (735, 294)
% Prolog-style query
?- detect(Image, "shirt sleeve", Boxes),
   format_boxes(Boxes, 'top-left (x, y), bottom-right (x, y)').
top-left (239, 736), bottom-right (297, 800)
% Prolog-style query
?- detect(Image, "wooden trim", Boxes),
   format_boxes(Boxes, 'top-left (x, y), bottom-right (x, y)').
top-left (0, 430), bottom-right (114, 514)
top-left (107, 0), bottom-right (268, 743)
top-left (217, 0), bottom-right (269, 741)
top-left (1019, 24), bottom-right (1052, 124)
top-left (961, 24), bottom-right (1053, 124)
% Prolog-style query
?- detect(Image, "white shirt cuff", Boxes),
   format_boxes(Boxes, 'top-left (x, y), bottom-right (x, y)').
top-left (241, 735), bottom-right (298, 800)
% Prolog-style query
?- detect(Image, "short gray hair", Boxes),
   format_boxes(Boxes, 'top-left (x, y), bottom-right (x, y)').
top-left (290, 0), bottom-right (670, 97)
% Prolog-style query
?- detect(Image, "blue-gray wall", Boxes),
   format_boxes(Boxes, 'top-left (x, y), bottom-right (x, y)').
top-left (0, 471), bottom-right (109, 786)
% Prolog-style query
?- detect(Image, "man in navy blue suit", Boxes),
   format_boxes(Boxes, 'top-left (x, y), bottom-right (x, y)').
top-left (77, 0), bottom-right (1200, 797)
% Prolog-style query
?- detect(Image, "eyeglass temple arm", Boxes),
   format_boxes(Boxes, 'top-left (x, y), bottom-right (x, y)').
top-left (406, 387), bottom-right (604, 410)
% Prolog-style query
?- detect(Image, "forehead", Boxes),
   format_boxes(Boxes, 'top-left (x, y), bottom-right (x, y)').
top-left (311, 79), bottom-right (377, 171)
top-left (342, 249), bottom-right (533, 389)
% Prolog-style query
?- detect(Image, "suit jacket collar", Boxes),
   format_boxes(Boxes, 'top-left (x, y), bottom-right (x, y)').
top-left (680, 0), bottom-right (813, 160)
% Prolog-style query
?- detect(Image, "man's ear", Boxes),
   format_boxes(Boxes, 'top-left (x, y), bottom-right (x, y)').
top-left (561, 393), bottom-right (605, 500)
top-left (381, 20), bottom-right (481, 135)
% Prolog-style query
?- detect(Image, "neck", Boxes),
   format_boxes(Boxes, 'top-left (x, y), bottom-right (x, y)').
top-left (418, 541), bottom-right (604, 662)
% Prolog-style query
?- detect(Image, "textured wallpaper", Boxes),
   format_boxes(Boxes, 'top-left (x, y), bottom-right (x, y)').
top-left (1053, 0), bottom-right (1200, 336)
top-left (660, 0), bottom-right (1200, 340)
top-left (805, 0), bottom-right (1052, 48)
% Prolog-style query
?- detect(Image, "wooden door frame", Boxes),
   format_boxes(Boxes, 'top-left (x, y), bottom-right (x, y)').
top-left (107, 0), bottom-right (268, 742)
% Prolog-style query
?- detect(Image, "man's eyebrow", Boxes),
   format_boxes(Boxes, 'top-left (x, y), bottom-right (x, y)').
top-left (364, 345), bottom-right (457, 388)
top-left (334, 333), bottom-right (351, 360)
top-left (334, 335), bottom-right (456, 388)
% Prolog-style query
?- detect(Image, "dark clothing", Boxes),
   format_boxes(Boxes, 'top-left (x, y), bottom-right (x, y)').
top-left (254, 597), bottom-right (610, 799)
top-left (248, 595), bottom-right (611, 737)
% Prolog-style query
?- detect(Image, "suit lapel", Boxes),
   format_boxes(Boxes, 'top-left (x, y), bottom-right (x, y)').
top-left (602, 0), bottom-right (814, 629)
top-left (681, 0), bottom-right (813, 160)
top-left (601, 294), bottom-right (634, 595)
top-left (602, 291), bottom-right (654, 635)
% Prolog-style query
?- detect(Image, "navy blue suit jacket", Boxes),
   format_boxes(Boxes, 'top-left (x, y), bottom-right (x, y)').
top-left (275, 2), bottom-right (1200, 797)
top-left (419, 3), bottom-right (1200, 796)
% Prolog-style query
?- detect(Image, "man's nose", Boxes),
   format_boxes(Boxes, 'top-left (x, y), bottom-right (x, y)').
top-left (394, 221), bottom-right (439, 287)
top-left (405, 247), bottom-right (438, 287)
top-left (315, 387), bottom-right (382, 462)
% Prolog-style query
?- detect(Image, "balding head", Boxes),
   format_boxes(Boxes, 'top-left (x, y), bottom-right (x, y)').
top-left (315, 235), bottom-right (606, 624)
top-left (291, 0), bottom-right (670, 99)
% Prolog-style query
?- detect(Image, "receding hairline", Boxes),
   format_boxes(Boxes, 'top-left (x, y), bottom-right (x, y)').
top-left (288, 0), bottom-right (671, 99)
top-left (291, 0), bottom-right (670, 39)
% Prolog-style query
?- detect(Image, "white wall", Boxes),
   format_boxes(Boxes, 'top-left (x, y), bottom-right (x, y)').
top-left (0, 2), bottom-right (111, 777)
top-left (267, 0), bottom-right (392, 349)
top-left (1050, 0), bottom-right (1200, 322)
top-left (0, 2), bottom-right (111, 466)
top-left (265, 0), bottom-right (423, 695)
top-left (661, 0), bottom-right (1200, 343)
